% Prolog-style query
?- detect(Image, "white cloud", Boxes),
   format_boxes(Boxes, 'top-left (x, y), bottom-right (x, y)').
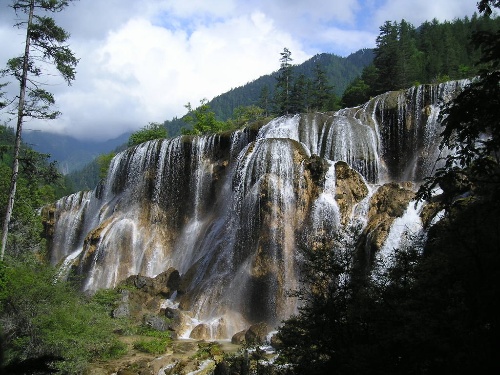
top-left (0, 0), bottom-right (482, 141)
top-left (51, 12), bottom-right (309, 140)
top-left (372, 0), bottom-right (478, 27)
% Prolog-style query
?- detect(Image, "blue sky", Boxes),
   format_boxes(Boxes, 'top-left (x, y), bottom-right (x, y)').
top-left (0, 0), bottom-right (481, 141)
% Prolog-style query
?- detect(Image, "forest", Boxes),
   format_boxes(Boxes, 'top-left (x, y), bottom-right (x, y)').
top-left (1, 0), bottom-right (499, 373)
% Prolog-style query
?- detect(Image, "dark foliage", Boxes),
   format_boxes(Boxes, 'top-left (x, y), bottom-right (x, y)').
top-left (278, 3), bottom-right (500, 373)
top-left (342, 14), bottom-right (500, 106)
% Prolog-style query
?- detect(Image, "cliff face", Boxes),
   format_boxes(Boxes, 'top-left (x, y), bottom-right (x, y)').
top-left (43, 80), bottom-right (467, 339)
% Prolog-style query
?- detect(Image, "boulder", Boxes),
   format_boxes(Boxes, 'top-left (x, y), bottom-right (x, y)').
top-left (143, 313), bottom-right (169, 332)
top-left (244, 322), bottom-right (270, 346)
top-left (363, 182), bottom-right (415, 254)
top-left (231, 330), bottom-right (247, 345)
top-left (335, 161), bottom-right (369, 225)
top-left (269, 332), bottom-right (283, 349)
top-left (190, 323), bottom-right (210, 340)
top-left (112, 289), bottom-right (131, 319)
top-left (121, 268), bottom-right (180, 298)
top-left (164, 308), bottom-right (193, 335)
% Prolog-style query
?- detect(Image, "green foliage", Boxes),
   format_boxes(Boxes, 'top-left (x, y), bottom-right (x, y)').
top-left (132, 326), bottom-right (171, 355)
top-left (128, 122), bottom-right (167, 147)
top-left (91, 287), bottom-right (121, 310)
top-left (225, 105), bottom-right (267, 129)
top-left (96, 151), bottom-right (116, 179)
top-left (181, 99), bottom-right (229, 135)
top-left (417, 8), bottom-right (500, 204)
top-left (132, 339), bottom-right (167, 355)
top-left (163, 116), bottom-right (188, 138)
top-left (0, 129), bottom-right (64, 257)
top-left (350, 14), bottom-right (500, 101)
top-left (311, 63), bottom-right (335, 111)
top-left (193, 341), bottom-right (223, 361)
top-left (341, 77), bottom-right (370, 107)
top-left (0, 256), bottom-right (126, 374)
top-left (0, 82), bottom-right (7, 109)
top-left (274, 47), bottom-right (294, 115)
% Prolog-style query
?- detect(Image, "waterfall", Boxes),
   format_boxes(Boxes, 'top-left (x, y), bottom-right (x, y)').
top-left (44, 80), bottom-right (467, 339)
top-left (49, 190), bottom-right (92, 265)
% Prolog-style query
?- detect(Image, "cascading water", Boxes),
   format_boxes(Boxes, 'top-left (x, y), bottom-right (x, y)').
top-left (44, 80), bottom-right (467, 339)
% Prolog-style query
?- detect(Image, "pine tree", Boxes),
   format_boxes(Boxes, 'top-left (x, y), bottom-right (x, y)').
top-left (274, 47), bottom-right (294, 115)
top-left (0, 0), bottom-right (78, 260)
top-left (311, 63), bottom-right (333, 111)
top-left (374, 21), bottom-right (399, 93)
top-left (258, 85), bottom-right (272, 117)
top-left (290, 73), bottom-right (310, 113)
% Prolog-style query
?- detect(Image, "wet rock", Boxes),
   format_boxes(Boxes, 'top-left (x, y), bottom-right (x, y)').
top-left (335, 161), bottom-right (369, 225)
top-left (212, 318), bottom-right (228, 340)
top-left (121, 268), bottom-right (180, 298)
top-left (143, 313), bottom-right (169, 331)
top-left (112, 290), bottom-right (131, 319)
top-left (164, 307), bottom-right (193, 334)
top-left (363, 182), bottom-right (415, 254)
top-left (305, 154), bottom-right (330, 184)
top-left (270, 332), bottom-right (283, 349)
top-left (231, 330), bottom-right (247, 345)
top-left (420, 201), bottom-right (444, 228)
top-left (245, 322), bottom-right (270, 345)
top-left (152, 268), bottom-right (181, 297)
top-left (190, 323), bottom-right (211, 340)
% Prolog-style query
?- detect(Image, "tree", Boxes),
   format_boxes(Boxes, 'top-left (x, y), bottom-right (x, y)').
top-left (0, 0), bottom-right (78, 260)
top-left (373, 21), bottom-right (399, 93)
top-left (289, 73), bottom-right (311, 113)
top-left (181, 99), bottom-right (227, 135)
top-left (276, 227), bottom-right (363, 374)
top-left (274, 47), bottom-right (294, 115)
top-left (341, 77), bottom-right (370, 107)
top-left (0, 82), bottom-right (8, 110)
top-left (96, 152), bottom-right (116, 180)
top-left (416, 2), bottom-right (500, 204)
top-left (258, 85), bottom-right (272, 117)
top-left (311, 63), bottom-right (333, 111)
top-left (225, 105), bottom-right (266, 129)
top-left (128, 122), bottom-right (167, 147)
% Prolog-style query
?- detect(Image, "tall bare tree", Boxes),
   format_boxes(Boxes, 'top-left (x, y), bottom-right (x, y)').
top-left (0, 0), bottom-right (78, 260)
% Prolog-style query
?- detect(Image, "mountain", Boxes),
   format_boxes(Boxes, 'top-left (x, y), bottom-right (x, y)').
top-left (43, 79), bottom-right (467, 341)
top-left (166, 49), bottom-right (374, 135)
top-left (24, 49), bottom-right (373, 175)
top-left (22, 130), bottom-right (131, 174)
top-left (206, 50), bottom-right (374, 120)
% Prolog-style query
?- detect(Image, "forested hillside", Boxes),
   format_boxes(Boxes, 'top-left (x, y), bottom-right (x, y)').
top-left (22, 130), bottom-right (131, 174)
top-left (207, 49), bottom-right (374, 122)
top-left (1, 0), bottom-right (499, 373)
top-left (67, 14), bottom-right (498, 194)
top-left (0, 126), bottom-right (70, 255)
top-left (342, 13), bottom-right (500, 106)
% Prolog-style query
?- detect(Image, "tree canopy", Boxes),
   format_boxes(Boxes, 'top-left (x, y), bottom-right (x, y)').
top-left (342, 14), bottom-right (500, 106)
top-left (1, 0), bottom-right (78, 260)
top-left (128, 122), bottom-right (168, 147)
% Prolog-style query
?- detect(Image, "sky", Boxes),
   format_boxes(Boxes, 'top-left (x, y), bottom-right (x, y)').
top-left (0, 0), bottom-right (480, 141)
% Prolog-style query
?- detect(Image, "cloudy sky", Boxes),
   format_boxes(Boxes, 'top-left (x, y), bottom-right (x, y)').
top-left (0, 0), bottom-right (479, 141)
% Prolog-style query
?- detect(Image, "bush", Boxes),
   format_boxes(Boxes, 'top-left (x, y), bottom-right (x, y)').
top-left (132, 324), bottom-right (171, 355)
top-left (0, 257), bottom-right (127, 374)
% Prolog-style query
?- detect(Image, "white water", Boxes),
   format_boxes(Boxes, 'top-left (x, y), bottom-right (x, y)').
top-left (46, 81), bottom-right (467, 339)
top-left (375, 200), bottom-right (425, 272)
